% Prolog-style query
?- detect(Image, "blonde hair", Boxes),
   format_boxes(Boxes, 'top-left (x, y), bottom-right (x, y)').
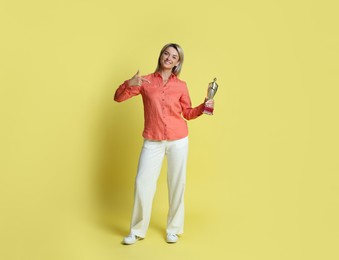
top-left (155, 43), bottom-right (184, 76)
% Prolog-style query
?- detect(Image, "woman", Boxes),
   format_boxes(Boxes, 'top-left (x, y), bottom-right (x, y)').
top-left (114, 43), bottom-right (214, 244)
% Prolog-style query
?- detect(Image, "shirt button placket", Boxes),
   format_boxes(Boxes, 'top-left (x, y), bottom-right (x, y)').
top-left (162, 87), bottom-right (167, 139)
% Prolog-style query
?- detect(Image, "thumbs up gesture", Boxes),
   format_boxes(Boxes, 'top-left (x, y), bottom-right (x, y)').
top-left (127, 70), bottom-right (151, 87)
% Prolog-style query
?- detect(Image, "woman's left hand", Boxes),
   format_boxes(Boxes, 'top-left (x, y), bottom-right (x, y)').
top-left (205, 99), bottom-right (214, 109)
top-left (202, 99), bottom-right (215, 115)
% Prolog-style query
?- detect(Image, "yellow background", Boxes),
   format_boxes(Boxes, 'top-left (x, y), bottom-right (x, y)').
top-left (1, 0), bottom-right (338, 259)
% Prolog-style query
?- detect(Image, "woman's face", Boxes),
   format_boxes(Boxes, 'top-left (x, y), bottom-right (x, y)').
top-left (159, 47), bottom-right (180, 71)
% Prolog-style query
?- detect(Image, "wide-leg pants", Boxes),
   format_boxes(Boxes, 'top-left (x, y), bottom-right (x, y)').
top-left (129, 137), bottom-right (188, 238)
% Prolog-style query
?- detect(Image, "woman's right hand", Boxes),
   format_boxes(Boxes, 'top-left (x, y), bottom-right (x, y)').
top-left (128, 70), bottom-right (151, 87)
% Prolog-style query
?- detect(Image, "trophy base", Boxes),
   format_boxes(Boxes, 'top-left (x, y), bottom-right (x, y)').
top-left (203, 111), bottom-right (213, 115)
top-left (203, 106), bottom-right (214, 115)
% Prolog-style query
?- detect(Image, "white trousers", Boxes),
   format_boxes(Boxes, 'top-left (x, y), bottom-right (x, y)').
top-left (129, 137), bottom-right (189, 238)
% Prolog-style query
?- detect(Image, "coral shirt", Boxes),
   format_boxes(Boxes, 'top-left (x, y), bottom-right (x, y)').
top-left (114, 72), bottom-right (204, 141)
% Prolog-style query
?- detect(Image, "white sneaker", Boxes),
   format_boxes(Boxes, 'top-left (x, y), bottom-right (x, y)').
top-left (166, 233), bottom-right (179, 243)
top-left (122, 234), bottom-right (141, 245)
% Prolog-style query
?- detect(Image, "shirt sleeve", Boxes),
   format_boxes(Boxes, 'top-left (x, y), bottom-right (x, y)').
top-left (114, 80), bottom-right (141, 102)
top-left (180, 83), bottom-right (205, 120)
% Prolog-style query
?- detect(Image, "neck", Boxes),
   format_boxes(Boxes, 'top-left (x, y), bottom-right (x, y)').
top-left (158, 69), bottom-right (172, 81)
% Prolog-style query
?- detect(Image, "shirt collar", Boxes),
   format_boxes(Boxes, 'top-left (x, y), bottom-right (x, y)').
top-left (154, 71), bottom-right (177, 80)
